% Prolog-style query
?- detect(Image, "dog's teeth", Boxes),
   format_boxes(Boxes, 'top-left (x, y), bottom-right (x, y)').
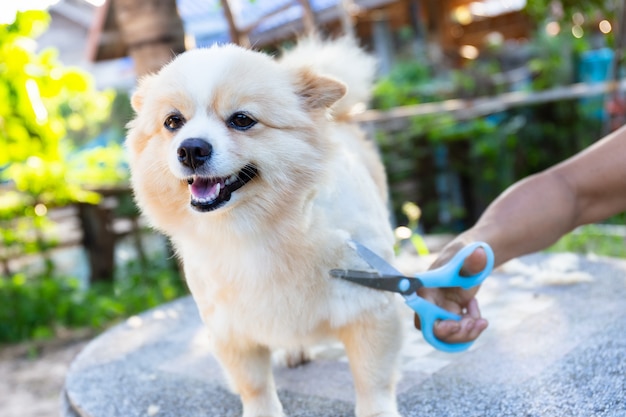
top-left (191, 181), bottom-right (223, 205)
top-left (225, 175), bottom-right (237, 186)
top-left (204, 183), bottom-right (220, 201)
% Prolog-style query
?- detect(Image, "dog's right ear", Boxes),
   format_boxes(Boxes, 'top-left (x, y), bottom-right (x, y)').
top-left (294, 68), bottom-right (347, 111)
top-left (130, 75), bottom-right (156, 112)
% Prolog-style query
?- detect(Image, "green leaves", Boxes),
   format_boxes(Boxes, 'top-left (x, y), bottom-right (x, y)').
top-left (0, 9), bottom-right (187, 347)
top-left (0, 10), bottom-right (121, 198)
top-left (0, 254), bottom-right (188, 344)
top-left (5, 10), bottom-right (50, 38)
top-left (372, 60), bottom-right (432, 110)
top-left (0, 9), bottom-right (128, 266)
top-left (1, 12), bottom-right (58, 162)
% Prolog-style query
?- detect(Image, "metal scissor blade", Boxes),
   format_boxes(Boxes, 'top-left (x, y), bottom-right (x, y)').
top-left (329, 269), bottom-right (422, 295)
top-left (330, 269), bottom-right (382, 280)
top-left (350, 240), bottom-right (404, 276)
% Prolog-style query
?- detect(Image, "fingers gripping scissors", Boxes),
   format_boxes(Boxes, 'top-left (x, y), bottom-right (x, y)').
top-left (330, 241), bottom-right (494, 353)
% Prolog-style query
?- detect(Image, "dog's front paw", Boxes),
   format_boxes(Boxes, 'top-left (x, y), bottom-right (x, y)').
top-left (241, 398), bottom-right (285, 417)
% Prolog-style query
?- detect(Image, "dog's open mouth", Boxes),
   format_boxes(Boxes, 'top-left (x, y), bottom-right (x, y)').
top-left (187, 165), bottom-right (258, 212)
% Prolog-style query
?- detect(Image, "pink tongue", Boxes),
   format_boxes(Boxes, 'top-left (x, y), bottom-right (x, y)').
top-left (191, 177), bottom-right (220, 199)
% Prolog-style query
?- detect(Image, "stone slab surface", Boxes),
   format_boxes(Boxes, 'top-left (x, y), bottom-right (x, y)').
top-left (62, 253), bottom-right (626, 417)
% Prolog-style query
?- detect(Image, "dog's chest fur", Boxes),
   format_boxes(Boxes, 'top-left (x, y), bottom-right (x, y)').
top-left (174, 216), bottom-right (392, 348)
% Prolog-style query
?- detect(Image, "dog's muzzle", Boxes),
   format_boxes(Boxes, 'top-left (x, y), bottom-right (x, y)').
top-left (177, 138), bottom-right (258, 212)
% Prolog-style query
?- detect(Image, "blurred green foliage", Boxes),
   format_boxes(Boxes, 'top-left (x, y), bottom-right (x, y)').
top-left (0, 10), bottom-right (131, 276)
top-left (0, 254), bottom-right (187, 344)
top-left (0, 11), bottom-right (125, 198)
top-left (525, 0), bottom-right (616, 31)
top-left (372, 60), bottom-right (433, 109)
top-left (0, 10), bottom-right (175, 346)
top-left (0, 10), bottom-right (123, 203)
top-left (373, 21), bottom-right (604, 231)
top-left (548, 224), bottom-right (626, 258)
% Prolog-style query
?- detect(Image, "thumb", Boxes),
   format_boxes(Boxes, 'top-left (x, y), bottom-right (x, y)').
top-left (460, 247), bottom-right (488, 276)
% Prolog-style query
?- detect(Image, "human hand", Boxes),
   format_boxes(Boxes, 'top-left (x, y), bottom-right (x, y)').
top-left (414, 243), bottom-right (489, 343)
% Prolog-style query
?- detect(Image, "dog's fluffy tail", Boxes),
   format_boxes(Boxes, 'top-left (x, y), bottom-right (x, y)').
top-left (280, 36), bottom-right (377, 118)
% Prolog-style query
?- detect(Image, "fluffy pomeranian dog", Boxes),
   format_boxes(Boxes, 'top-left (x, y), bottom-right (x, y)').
top-left (126, 37), bottom-right (403, 417)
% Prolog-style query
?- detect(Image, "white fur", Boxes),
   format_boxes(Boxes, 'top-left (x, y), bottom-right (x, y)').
top-left (127, 37), bottom-right (402, 417)
top-left (279, 36), bottom-right (377, 116)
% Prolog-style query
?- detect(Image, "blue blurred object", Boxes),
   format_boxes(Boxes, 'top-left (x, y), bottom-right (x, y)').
top-left (578, 47), bottom-right (614, 120)
top-left (331, 240), bottom-right (495, 353)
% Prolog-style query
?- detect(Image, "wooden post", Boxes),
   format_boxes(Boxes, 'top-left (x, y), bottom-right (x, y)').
top-left (337, 0), bottom-right (357, 38)
top-left (78, 202), bottom-right (116, 283)
top-left (422, 0), bottom-right (446, 71)
top-left (371, 10), bottom-right (394, 75)
top-left (220, 0), bottom-right (250, 46)
top-left (112, 0), bottom-right (186, 76)
top-left (297, 0), bottom-right (317, 36)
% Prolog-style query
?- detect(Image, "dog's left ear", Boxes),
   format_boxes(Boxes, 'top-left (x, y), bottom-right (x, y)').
top-left (295, 69), bottom-right (347, 110)
top-left (130, 74), bottom-right (156, 112)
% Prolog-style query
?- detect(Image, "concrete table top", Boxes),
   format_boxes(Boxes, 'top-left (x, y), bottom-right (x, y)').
top-left (62, 252), bottom-right (626, 417)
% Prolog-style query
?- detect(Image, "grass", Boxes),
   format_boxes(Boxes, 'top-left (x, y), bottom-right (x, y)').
top-left (0, 253), bottom-right (188, 345)
top-left (547, 224), bottom-right (626, 258)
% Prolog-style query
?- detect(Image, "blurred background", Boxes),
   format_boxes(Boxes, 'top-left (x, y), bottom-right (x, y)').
top-left (1, 0), bottom-right (625, 352)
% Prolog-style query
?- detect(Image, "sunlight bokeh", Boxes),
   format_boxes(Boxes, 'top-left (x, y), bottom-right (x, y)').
top-left (0, 0), bottom-right (61, 24)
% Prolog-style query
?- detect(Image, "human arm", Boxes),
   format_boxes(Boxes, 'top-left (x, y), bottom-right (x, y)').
top-left (417, 124), bottom-right (626, 343)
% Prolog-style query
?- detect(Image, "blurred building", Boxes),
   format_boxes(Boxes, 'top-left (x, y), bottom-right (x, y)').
top-left (39, 0), bottom-right (532, 88)
top-left (39, 0), bottom-right (135, 89)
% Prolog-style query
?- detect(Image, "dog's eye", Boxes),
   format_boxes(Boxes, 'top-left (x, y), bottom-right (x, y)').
top-left (164, 113), bottom-right (186, 131)
top-left (227, 112), bottom-right (257, 131)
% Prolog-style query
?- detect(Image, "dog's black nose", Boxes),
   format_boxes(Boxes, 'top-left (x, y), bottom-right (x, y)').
top-left (177, 138), bottom-right (212, 169)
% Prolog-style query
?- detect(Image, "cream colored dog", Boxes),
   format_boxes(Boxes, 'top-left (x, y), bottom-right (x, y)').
top-left (126, 37), bottom-right (403, 417)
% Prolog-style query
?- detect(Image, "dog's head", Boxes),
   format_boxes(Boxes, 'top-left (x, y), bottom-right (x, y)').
top-left (126, 44), bottom-right (346, 231)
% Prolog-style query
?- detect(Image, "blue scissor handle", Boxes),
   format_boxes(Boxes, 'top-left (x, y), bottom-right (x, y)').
top-left (408, 241), bottom-right (495, 353)
top-left (417, 242), bottom-right (494, 290)
top-left (405, 295), bottom-right (472, 353)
